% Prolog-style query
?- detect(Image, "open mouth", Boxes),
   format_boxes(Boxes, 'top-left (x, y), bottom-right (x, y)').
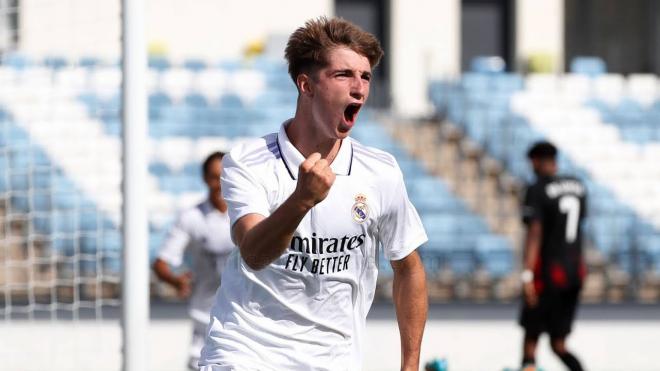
top-left (343, 103), bottom-right (362, 124)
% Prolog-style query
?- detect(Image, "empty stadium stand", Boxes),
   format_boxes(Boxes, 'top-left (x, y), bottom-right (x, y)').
top-left (429, 67), bottom-right (660, 302)
top-left (3, 52), bottom-right (658, 303)
top-left (0, 55), bottom-right (521, 303)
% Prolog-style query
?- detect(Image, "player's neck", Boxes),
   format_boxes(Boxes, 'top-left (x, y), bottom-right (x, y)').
top-left (287, 115), bottom-right (341, 163)
top-left (537, 172), bottom-right (556, 179)
top-left (209, 195), bottom-right (227, 213)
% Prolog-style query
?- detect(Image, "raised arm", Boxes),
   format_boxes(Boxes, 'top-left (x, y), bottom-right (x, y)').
top-left (391, 250), bottom-right (427, 371)
top-left (233, 153), bottom-right (335, 270)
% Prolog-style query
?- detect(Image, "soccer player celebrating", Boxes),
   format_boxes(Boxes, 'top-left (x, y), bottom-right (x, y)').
top-left (198, 17), bottom-right (428, 370)
top-left (519, 141), bottom-right (587, 371)
top-left (152, 152), bottom-right (236, 371)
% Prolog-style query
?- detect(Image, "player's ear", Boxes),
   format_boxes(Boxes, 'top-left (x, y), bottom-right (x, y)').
top-left (297, 73), bottom-right (314, 97)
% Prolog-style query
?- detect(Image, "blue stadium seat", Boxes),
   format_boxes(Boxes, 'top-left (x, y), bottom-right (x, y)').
top-left (421, 212), bottom-right (462, 241)
top-left (149, 92), bottom-right (174, 120)
top-left (183, 59), bottom-right (207, 72)
top-left (461, 73), bottom-right (490, 93)
top-left (470, 56), bottom-right (505, 74)
top-left (218, 94), bottom-right (244, 109)
top-left (476, 236), bottom-right (514, 278)
top-left (570, 56), bottom-right (606, 77)
top-left (492, 73), bottom-right (523, 94)
top-left (429, 69), bottom-right (660, 283)
top-left (148, 56), bottom-right (171, 71)
top-left (9, 149), bottom-right (30, 169)
top-left (612, 246), bottom-right (651, 276)
top-left (78, 93), bottom-right (102, 114)
top-left (102, 118), bottom-right (121, 136)
top-left (158, 173), bottom-right (199, 194)
top-left (148, 162), bottom-right (170, 177)
top-left (252, 90), bottom-right (297, 108)
top-left (464, 108), bottom-right (488, 145)
top-left (52, 172), bottom-right (73, 191)
top-left (101, 231), bottom-right (121, 253)
top-left (148, 230), bottom-right (166, 260)
top-left (407, 178), bottom-right (463, 213)
top-left (103, 255), bottom-right (121, 275)
top-left (0, 172), bottom-right (7, 193)
top-left (640, 235), bottom-right (660, 273)
top-left (149, 91), bottom-right (173, 107)
top-left (9, 172), bottom-right (29, 190)
top-left (53, 210), bottom-right (77, 235)
top-left (101, 231), bottom-right (122, 274)
top-left (266, 71), bottom-right (295, 91)
top-left (376, 253), bottom-right (395, 276)
top-left (184, 93), bottom-right (209, 108)
top-left (160, 105), bottom-right (195, 124)
top-left (43, 56), bottom-right (68, 70)
top-left (589, 214), bottom-right (635, 254)
top-left (79, 208), bottom-right (100, 232)
top-left (447, 249), bottom-right (476, 276)
top-left (53, 236), bottom-right (76, 257)
top-left (79, 233), bottom-right (99, 255)
top-left (53, 191), bottom-right (79, 210)
top-left (407, 177), bottom-right (449, 194)
top-left (251, 57), bottom-right (287, 74)
top-left (243, 123), bottom-right (272, 138)
top-left (217, 60), bottom-right (242, 72)
top-left (32, 149), bottom-right (51, 168)
top-left (417, 246), bottom-right (447, 274)
top-left (32, 214), bottom-right (54, 234)
top-left (2, 52), bottom-right (31, 69)
top-left (31, 192), bottom-right (52, 212)
top-left (182, 162), bottom-right (201, 178)
top-left (79, 56), bottom-right (101, 68)
top-left (459, 214), bottom-right (489, 235)
top-left (78, 256), bottom-right (99, 276)
top-left (398, 157), bottom-right (427, 179)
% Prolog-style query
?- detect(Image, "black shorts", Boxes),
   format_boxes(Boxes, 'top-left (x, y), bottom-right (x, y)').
top-left (519, 288), bottom-right (581, 339)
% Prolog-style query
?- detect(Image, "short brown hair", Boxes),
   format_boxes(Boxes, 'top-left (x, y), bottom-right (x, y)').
top-left (284, 17), bottom-right (384, 83)
top-left (202, 151), bottom-right (225, 177)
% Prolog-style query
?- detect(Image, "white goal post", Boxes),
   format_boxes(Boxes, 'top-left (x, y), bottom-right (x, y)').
top-left (121, 0), bottom-right (149, 370)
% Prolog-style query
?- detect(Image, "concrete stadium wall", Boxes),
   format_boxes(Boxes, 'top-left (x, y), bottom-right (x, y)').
top-left (17, 0), bottom-right (462, 118)
top-left (515, 0), bottom-right (565, 72)
top-left (390, 0), bottom-right (461, 118)
top-left (16, 0), bottom-right (565, 117)
top-left (18, 0), bottom-right (333, 61)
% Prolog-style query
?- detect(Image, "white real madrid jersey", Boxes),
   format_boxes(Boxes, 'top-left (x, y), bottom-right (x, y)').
top-left (199, 122), bottom-right (428, 371)
top-left (157, 200), bottom-right (235, 322)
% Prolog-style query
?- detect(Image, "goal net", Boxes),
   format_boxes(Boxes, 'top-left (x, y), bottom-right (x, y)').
top-left (0, 0), bottom-right (125, 369)
top-left (0, 1), bottom-right (295, 369)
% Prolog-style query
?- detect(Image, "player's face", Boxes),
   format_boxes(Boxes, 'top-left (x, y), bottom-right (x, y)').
top-left (307, 47), bottom-right (371, 140)
top-left (204, 159), bottom-right (223, 200)
top-left (531, 158), bottom-right (557, 177)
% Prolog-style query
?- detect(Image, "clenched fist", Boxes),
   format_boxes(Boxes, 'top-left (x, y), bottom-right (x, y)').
top-left (293, 152), bottom-right (336, 210)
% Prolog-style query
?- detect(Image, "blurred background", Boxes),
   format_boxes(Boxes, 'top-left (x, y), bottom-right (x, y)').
top-left (1, 0), bottom-right (660, 370)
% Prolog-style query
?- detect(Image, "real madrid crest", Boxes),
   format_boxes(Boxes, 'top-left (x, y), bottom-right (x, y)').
top-left (352, 194), bottom-right (369, 223)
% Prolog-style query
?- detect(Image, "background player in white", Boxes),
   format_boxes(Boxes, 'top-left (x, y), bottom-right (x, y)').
top-left (199, 17), bottom-right (428, 371)
top-left (152, 152), bottom-right (235, 371)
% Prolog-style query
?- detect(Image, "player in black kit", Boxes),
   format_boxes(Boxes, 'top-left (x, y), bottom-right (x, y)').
top-left (519, 141), bottom-right (587, 371)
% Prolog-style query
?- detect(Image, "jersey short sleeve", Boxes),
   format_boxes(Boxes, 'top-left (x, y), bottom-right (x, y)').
top-left (378, 165), bottom-right (428, 261)
top-left (221, 149), bottom-right (271, 232)
top-left (157, 212), bottom-right (192, 267)
top-left (522, 183), bottom-right (544, 225)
